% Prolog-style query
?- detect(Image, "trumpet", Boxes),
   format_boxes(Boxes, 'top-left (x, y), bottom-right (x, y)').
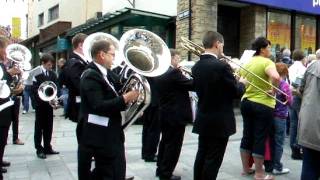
top-left (180, 37), bottom-right (289, 105)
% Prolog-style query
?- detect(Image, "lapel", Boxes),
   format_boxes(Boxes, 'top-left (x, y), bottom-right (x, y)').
top-left (88, 62), bottom-right (113, 91)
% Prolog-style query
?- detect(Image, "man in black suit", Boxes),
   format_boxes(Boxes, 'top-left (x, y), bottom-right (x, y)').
top-left (154, 49), bottom-right (194, 180)
top-left (62, 33), bottom-right (87, 128)
top-left (32, 53), bottom-right (59, 159)
top-left (141, 77), bottom-right (161, 162)
top-left (0, 36), bottom-right (21, 178)
top-left (192, 31), bottom-right (246, 180)
top-left (77, 39), bottom-right (139, 180)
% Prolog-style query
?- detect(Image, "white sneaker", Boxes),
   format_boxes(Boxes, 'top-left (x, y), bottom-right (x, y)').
top-left (22, 110), bottom-right (27, 114)
top-left (273, 168), bottom-right (290, 175)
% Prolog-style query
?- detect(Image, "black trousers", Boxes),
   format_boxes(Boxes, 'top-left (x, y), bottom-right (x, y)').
top-left (157, 123), bottom-right (185, 178)
top-left (11, 97), bottom-right (20, 142)
top-left (0, 126), bottom-right (9, 180)
top-left (78, 144), bottom-right (126, 180)
top-left (194, 135), bottom-right (229, 180)
top-left (34, 105), bottom-right (53, 153)
top-left (141, 106), bottom-right (161, 159)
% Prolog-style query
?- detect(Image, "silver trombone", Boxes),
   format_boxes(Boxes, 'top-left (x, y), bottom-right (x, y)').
top-left (180, 37), bottom-right (289, 105)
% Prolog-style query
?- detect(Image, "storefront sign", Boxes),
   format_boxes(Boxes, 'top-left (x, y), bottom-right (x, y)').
top-left (57, 38), bottom-right (70, 51)
top-left (238, 0), bottom-right (320, 15)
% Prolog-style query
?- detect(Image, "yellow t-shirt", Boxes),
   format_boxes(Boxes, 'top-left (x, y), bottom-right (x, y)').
top-left (240, 56), bottom-right (276, 108)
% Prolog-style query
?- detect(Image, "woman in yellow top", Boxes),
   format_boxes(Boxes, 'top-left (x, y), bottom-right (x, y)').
top-left (239, 37), bottom-right (280, 180)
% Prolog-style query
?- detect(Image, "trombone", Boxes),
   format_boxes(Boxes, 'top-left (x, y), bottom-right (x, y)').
top-left (180, 37), bottom-right (289, 105)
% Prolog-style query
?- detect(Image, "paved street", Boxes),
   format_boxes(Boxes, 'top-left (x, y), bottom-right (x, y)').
top-left (3, 108), bottom-right (303, 180)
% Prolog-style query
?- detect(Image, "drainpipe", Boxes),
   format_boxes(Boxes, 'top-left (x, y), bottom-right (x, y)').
top-left (188, 0), bottom-right (192, 61)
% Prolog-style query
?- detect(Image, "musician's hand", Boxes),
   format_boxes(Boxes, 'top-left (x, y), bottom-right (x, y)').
top-left (7, 67), bottom-right (21, 76)
top-left (266, 89), bottom-right (275, 96)
top-left (12, 84), bottom-right (24, 95)
top-left (123, 90), bottom-right (139, 104)
top-left (238, 76), bottom-right (248, 86)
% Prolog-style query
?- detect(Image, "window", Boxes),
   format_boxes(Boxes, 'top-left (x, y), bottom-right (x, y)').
top-left (38, 13), bottom-right (44, 27)
top-left (295, 15), bottom-right (316, 55)
top-left (48, 4), bottom-right (59, 22)
top-left (267, 11), bottom-right (291, 57)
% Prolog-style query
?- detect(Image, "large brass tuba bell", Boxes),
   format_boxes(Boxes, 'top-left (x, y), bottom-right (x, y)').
top-left (119, 29), bottom-right (170, 130)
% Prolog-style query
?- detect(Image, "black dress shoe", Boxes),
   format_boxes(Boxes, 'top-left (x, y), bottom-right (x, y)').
top-left (144, 156), bottom-right (157, 162)
top-left (37, 152), bottom-right (47, 159)
top-left (160, 175), bottom-right (181, 180)
top-left (2, 161), bottom-right (10, 167)
top-left (125, 175), bottom-right (134, 180)
top-left (45, 149), bottom-right (60, 155)
top-left (1, 168), bottom-right (7, 173)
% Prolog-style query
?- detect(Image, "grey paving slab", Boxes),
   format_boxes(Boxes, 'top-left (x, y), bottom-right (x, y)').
top-left (2, 108), bottom-right (303, 180)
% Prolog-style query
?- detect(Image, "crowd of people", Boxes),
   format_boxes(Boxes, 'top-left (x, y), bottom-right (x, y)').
top-left (0, 28), bottom-right (319, 180)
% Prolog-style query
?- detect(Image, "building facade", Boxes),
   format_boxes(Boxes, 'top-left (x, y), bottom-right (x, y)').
top-left (27, 0), bottom-right (103, 37)
top-left (177, 0), bottom-right (320, 60)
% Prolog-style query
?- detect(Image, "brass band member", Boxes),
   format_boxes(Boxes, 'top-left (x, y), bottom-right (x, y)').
top-left (77, 40), bottom-right (138, 180)
top-left (154, 49), bottom-right (194, 180)
top-left (0, 36), bottom-right (21, 177)
top-left (192, 31), bottom-right (245, 180)
top-left (239, 37), bottom-right (280, 180)
top-left (32, 54), bottom-right (59, 159)
top-left (61, 33), bottom-right (88, 142)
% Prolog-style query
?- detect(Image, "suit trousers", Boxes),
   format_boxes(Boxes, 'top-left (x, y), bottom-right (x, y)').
top-left (0, 126), bottom-right (9, 180)
top-left (157, 123), bottom-right (185, 178)
top-left (11, 97), bottom-right (20, 142)
top-left (34, 105), bottom-right (53, 153)
top-left (141, 106), bottom-right (161, 159)
top-left (78, 144), bottom-right (126, 180)
top-left (194, 135), bottom-right (229, 180)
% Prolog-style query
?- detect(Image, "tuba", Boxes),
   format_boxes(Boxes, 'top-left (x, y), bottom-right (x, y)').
top-left (38, 81), bottom-right (61, 108)
top-left (83, 30), bottom-right (171, 130)
top-left (6, 43), bottom-right (32, 91)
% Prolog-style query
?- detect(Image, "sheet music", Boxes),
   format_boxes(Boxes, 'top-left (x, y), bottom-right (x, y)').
top-left (239, 50), bottom-right (256, 65)
top-left (88, 114), bottom-right (109, 127)
top-left (0, 99), bottom-right (14, 112)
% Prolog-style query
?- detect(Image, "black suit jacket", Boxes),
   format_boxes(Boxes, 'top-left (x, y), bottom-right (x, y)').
top-left (192, 54), bottom-right (245, 137)
top-left (0, 63), bottom-right (13, 127)
top-left (154, 67), bottom-right (194, 126)
top-left (62, 52), bottom-right (88, 121)
top-left (79, 62), bottom-right (127, 156)
top-left (31, 70), bottom-right (58, 109)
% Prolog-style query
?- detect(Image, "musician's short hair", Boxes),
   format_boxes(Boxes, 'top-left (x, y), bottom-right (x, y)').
top-left (91, 40), bottom-right (111, 60)
top-left (275, 63), bottom-right (289, 77)
top-left (292, 49), bottom-right (305, 61)
top-left (0, 36), bottom-right (9, 49)
top-left (202, 31), bottom-right (224, 49)
top-left (40, 53), bottom-right (55, 64)
top-left (251, 37), bottom-right (271, 56)
top-left (170, 49), bottom-right (179, 57)
top-left (72, 33), bottom-right (87, 49)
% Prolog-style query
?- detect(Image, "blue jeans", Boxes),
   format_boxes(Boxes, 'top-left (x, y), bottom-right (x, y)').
top-left (22, 85), bottom-right (34, 112)
top-left (289, 106), bottom-right (301, 150)
top-left (273, 117), bottom-right (286, 171)
top-left (301, 147), bottom-right (320, 180)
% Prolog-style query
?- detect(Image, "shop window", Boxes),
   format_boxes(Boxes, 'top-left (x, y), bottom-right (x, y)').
top-left (267, 11), bottom-right (291, 58)
top-left (295, 15), bottom-right (316, 55)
